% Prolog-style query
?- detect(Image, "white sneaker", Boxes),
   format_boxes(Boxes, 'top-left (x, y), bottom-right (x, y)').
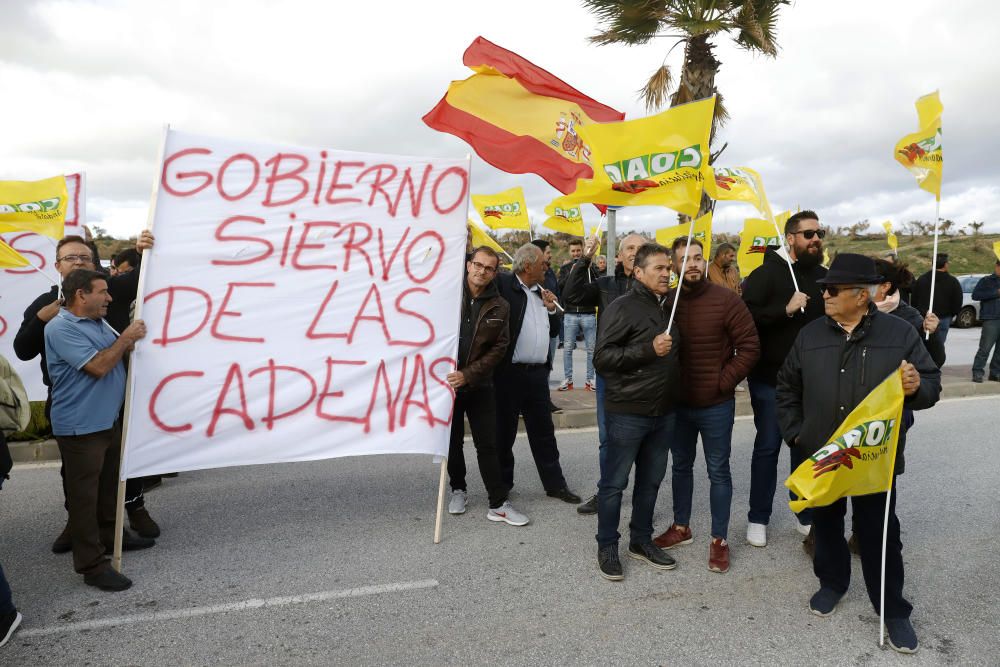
top-left (487, 501), bottom-right (529, 526)
top-left (795, 521), bottom-right (811, 536)
top-left (746, 522), bottom-right (767, 547)
top-left (448, 490), bottom-right (467, 515)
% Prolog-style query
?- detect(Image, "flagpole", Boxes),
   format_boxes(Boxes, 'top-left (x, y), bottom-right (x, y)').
top-left (878, 486), bottom-right (892, 647)
top-left (433, 456), bottom-right (447, 544)
top-left (925, 197), bottom-right (941, 340)
top-left (606, 208), bottom-right (616, 278)
top-left (765, 210), bottom-right (803, 311)
top-left (665, 215), bottom-right (696, 333)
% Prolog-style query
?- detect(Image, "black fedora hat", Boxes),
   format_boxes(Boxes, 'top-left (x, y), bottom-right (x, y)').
top-left (816, 253), bottom-right (883, 285)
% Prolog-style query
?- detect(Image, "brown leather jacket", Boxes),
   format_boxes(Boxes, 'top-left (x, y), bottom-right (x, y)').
top-left (458, 280), bottom-right (510, 389)
top-left (670, 280), bottom-right (760, 408)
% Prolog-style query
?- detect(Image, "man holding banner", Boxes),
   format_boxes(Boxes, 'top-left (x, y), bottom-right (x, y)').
top-left (776, 253), bottom-right (940, 653)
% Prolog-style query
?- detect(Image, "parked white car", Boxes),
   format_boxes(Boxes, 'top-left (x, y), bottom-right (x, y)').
top-left (955, 274), bottom-right (987, 328)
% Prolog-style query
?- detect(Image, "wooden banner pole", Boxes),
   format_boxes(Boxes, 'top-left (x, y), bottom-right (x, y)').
top-left (433, 457), bottom-right (448, 544)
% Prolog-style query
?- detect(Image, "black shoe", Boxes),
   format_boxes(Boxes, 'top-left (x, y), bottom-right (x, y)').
top-left (809, 587), bottom-right (844, 616)
top-left (51, 523), bottom-right (72, 554)
top-left (104, 530), bottom-right (155, 554)
top-left (990, 374), bottom-right (1000, 382)
top-left (628, 541), bottom-right (677, 570)
top-left (0, 610), bottom-right (22, 648)
top-left (142, 476), bottom-right (162, 492)
top-left (84, 568), bottom-right (133, 592)
top-left (128, 507), bottom-right (161, 538)
top-left (547, 487), bottom-right (582, 504)
top-left (549, 400), bottom-right (563, 414)
top-left (884, 617), bottom-right (919, 654)
top-left (577, 495), bottom-right (598, 515)
top-left (597, 545), bottom-right (623, 581)
top-left (972, 374), bottom-right (984, 383)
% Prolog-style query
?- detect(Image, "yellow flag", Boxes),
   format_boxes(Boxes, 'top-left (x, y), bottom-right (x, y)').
top-left (823, 248), bottom-right (831, 268)
top-left (548, 97), bottom-right (715, 217)
top-left (993, 240), bottom-right (1000, 262)
top-left (785, 371), bottom-right (904, 512)
top-left (894, 91), bottom-right (943, 199)
top-left (0, 175), bottom-right (69, 239)
top-left (655, 212), bottom-right (713, 260)
top-left (705, 166), bottom-right (767, 214)
top-left (0, 239), bottom-right (31, 268)
top-left (542, 201), bottom-right (585, 236)
top-left (467, 220), bottom-right (507, 257)
top-left (471, 186), bottom-right (531, 230)
top-left (737, 217), bottom-right (783, 276)
top-left (883, 221), bottom-right (898, 250)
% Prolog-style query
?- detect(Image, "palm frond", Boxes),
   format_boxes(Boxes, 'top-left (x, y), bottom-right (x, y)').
top-left (584, 0), bottom-right (669, 45)
top-left (639, 64), bottom-right (674, 112)
top-left (731, 0), bottom-right (787, 55)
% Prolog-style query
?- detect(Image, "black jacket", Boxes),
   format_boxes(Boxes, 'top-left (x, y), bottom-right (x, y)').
top-left (889, 300), bottom-right (946, 368)
top-left (557, 259), bottom-right (598, 313)
top-left (594, 282), bottom-right (680, 416)
top-left (776, 305), bottom-right (941, 472)
top-left (912, 270), bottom-right (963, 318)
top-left (456, 278), bottom-right (510, 390)
top-left (494, 272), bottom-right (560, 369)
top-left (742, 249), bottom-right (827, 385)
top-left (561, 259), bottom-right (634, 323)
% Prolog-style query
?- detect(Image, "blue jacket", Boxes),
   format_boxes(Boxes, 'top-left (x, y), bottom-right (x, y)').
top-left (972, 273), bottom-right (1000, 320)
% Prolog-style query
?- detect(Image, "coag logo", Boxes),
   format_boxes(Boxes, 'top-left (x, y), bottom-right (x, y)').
top-left (553, 206), bottom-right (580, 220)
top-left (809, 418), bottom-right (897, 477)
top-left (482, 202), bottom-right (521, 219)
top-left (603, 146), bottom-right (702, 184)
top-left (747, 235), bottom-right (780, 254)
top-left (0, 196), bottom-right (62, 214)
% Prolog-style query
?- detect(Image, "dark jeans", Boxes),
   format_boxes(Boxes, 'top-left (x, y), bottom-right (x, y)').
top-left (594, 373), bottom-right (608, 492)
top-left (671, 400), bottom-right (736, 540)
top-left (495, 364), bottom-right (567, 492)
top-left (747, 380), bottom-right (813, 527)
top-left (936, 315), bottom-right (953, 344)
top-left (813, 479), bottom-right (911, 619)
top-left (597, 411), bottom-right (673, 547)
top-left (973, 318), bottom-right (1000, 378)
top-left (0, 563), bottom-right (12, 616)
top-left (448, 387), bottom-right (508, 509)
top-left (56, 425), bottom-right (121, 576)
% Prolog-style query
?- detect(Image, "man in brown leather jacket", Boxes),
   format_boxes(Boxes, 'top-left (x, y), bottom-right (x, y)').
top-left (445, 247), bottom-right (528, 526)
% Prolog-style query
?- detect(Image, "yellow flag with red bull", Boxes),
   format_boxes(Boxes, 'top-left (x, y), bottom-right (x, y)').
top-left (705, 166), bottom-right (768, 214)
top-left (893, 91), bottom-right (943, 199)
top-left (655, 212), bottom-right (712, 261)
top-left (471, 186), bottom-right (531, 231)
top-left (737, 216), bottom-right (785, 277)
top-left (547, 97), bottom-right (714, 217)
top-left (785, 371), bottom-right (904, 512)
top-left (0, 175), bottom-right (69, 239)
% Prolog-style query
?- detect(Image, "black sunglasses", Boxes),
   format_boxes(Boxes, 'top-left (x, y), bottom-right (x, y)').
top-left (822, 285), bottom-right (863, 297)
top-left (790, 229), bottom-right (826, 240)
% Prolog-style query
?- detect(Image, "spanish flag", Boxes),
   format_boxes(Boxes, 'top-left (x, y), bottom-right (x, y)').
top-left (546, 97), bottom-right (714, 217)
top-left (656, 212), bottom-right (713, 260)
top-left (893, 91), bottom-right (943, 199)
top-left (423, 37), bottom-right (624, 195)
top-left (471, 186), bottom-right (531, 231)
top-left (786, 371), bottom-right (904, 512)
top-left (0, 239), bottom-right (31, 269)
top-left (0, 175), bottom-right (69, 239)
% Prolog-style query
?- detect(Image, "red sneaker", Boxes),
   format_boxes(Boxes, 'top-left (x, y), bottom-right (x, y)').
top-left (653, 523), bottom-right (693, 549)
top-left (556, 380), bottom-right (573, 391)
top-left (709, 537), bottom-right (730, 573)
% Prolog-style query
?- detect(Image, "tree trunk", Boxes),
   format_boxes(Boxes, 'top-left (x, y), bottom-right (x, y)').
top-left (673, 34), bottom-right (721, 221)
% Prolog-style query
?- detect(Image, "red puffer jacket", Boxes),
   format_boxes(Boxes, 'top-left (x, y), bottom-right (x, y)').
top-left (671, 280), bottom-right (760, 408)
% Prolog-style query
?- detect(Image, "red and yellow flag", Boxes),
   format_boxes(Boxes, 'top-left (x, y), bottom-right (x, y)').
top-left (423, 37), bottom-right (624, 195)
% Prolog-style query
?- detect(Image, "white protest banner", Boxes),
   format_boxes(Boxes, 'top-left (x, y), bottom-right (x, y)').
top-left (121, 130), bottom-right (469, 478)
top-left (0, 174), bottom-right (86, 400)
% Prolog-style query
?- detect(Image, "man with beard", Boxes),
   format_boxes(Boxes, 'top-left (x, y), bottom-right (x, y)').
top-left (655, 238), bottom-right (759, 574)
top-left (707, 243), bottom-right (741, 295)
top-left (561, 232), bottom-right (648, 515)
top-left (740, 211), bottom-right (828, 550)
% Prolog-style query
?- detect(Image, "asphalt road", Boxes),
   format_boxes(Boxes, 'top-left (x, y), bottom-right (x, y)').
top-left (1, 396), bottom-right (997, 665)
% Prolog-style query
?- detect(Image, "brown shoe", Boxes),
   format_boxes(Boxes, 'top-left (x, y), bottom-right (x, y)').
top-left (653, 523), bottom-right (693, 549)
top-left (708, 537), bottom-right (730, 573)
top-left (802, 528), bottom-right (815, 558)
top-left (128, 507), bottom-right (161, 538)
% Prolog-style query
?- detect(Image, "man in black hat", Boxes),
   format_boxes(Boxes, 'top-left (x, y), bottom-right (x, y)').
top-left (777, 253), bottom-right (941, 654)
top-left (911, 253), bottom-right (963, 345)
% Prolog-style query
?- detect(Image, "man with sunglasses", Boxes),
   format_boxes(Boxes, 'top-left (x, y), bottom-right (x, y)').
top-left (776, 253), bottom-right (940, 653)
top-left (13, 232), bottom-right (161, 553)
top-left (741, 210), bottom-right (828, 550)
top-left (445, 247), bottom-right (529, 526)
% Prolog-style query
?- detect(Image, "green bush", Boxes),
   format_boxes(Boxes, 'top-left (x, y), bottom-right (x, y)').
top-left (8, 401), bottom-right (51, 442)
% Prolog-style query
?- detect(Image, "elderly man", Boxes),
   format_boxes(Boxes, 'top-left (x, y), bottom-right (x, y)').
top-left (45, 269), bottom-right (153, 591)
top-left (777, 253), bottom-right (941, 654)
top-left (13, 233), bottom-right (160, 552)
top-left (494, 244), bottom-right (580, 505)
top-left (445, 246), bottom-right (528, 526)
top-left (707, 242), bottom-right (741, 294)
top-left (593, 243), bottom-right (681, 581)
top-left (561, 232), bottom-right (648, 514)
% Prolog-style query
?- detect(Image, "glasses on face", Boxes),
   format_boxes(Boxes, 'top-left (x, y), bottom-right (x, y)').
top-left (791, 229), bottom-right (826, 240)
top-left (57, 254), bottom-right (93, 264)
top-left (823, 285), bottom-right (862, 297)
top-left (470, 260), bottom-right (497, 275)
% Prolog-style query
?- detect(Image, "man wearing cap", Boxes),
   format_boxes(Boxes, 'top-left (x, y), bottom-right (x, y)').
top-left (911, 253), bottom-right (963, 345)
top-left (776, 253), bottom-right (941, 653)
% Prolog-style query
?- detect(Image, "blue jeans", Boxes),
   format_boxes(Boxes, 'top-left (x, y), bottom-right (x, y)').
top-left (0, 562), bottom-right (13, 615)
top-left (936, 315), bottom-right (952, 344)
top-left (562, 313), bottom-right (596, 383)
top-left (973, 319), bottom-right (1000, 378)
top-left (671, 400), bottom-right (736, 540)
top-left (597, 411), bottom-right (674, 547)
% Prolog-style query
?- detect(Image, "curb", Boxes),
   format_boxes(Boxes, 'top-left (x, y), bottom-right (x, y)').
top-left (11, 380), bottom-right (998, 465)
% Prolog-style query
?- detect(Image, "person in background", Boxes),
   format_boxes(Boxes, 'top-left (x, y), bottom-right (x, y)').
top-left (911, 253), bottom-right (963, 345)
top-left (707, 243), bottom-right (741, 295)
top-left (971, 260), bottom-right (1000, 383)
top-left (596, 255), bottom-right (607, 274)
top-left (557, 239), bottom-right (599, 392)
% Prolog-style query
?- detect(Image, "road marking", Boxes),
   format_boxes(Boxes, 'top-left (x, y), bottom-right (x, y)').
top-left (19, 579), bottom-right (438, 638)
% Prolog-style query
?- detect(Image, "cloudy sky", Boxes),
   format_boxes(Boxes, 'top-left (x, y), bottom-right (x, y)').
top-left (2, 0), bottom-right (999, 238)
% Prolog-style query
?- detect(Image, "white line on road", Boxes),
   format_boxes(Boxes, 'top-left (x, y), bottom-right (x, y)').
top-left (19, 579), bottom-right (439, 638)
